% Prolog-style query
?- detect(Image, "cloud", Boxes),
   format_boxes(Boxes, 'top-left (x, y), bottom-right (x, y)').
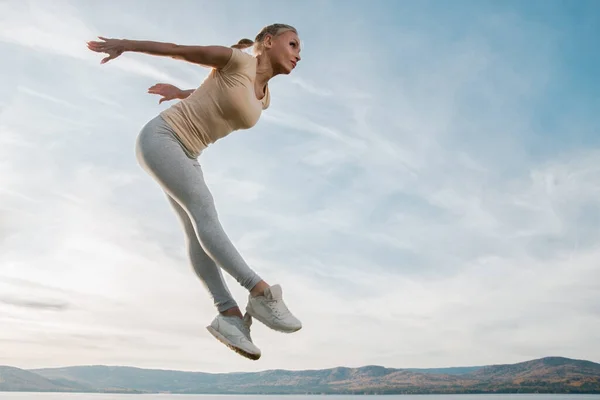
top-left (0, 0), bottom-right (195, 89)
top-left (16, 87), bottom-right (82, 110)
top-left (0, 297), bottom-right (70, 311)
top-left (290, 77), bottom-right (334, 97)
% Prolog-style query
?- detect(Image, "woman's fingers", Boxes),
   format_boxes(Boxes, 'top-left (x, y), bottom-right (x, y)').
top-left (87, 37), bottom-right (123, 62)
top-left (147, 83), bottom-right (181, 104)
top-left (87, 41), bottom-right (112, 55)
top-left (86, 41), bottom-right (101, 51)
top-left (148, 84), bottom-right (174, 95)
top-left (147, 86), bottom-right (176, 103)
top-left (147, 85), bottom-right (165, 94)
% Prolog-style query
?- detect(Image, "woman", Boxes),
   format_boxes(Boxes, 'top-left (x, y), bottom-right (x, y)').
top-left (87, 23), bottom-right (303, 361)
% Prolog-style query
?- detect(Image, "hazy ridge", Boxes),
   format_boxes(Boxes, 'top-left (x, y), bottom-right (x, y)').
top-left (1, 356), bottom-right (599, 394)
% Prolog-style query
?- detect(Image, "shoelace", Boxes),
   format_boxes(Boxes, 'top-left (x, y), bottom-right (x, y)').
top-left (266, 299), bottom-right (290, 318)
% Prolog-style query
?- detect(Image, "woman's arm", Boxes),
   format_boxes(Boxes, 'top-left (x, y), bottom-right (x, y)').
top-left (124, 40), bottom-right (233, 68)
top-left (87, 37), bottom-right (233, 69)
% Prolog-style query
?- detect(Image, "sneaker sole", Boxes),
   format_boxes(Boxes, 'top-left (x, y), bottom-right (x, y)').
top-left (246, 305), bottom-right (302, 333)
top-left (205, 325), bottom-right (261, 361)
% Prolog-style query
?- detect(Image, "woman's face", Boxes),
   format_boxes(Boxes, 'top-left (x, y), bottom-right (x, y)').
top-left (265, 30), bottom-right (301, 74)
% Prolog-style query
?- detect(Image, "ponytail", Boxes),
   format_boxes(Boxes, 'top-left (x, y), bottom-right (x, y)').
top-left (231, 38), bottom-right (254, 49)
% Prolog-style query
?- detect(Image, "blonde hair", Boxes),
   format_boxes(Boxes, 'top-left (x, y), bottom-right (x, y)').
top-left (231, 23), bottom-right (297, 54)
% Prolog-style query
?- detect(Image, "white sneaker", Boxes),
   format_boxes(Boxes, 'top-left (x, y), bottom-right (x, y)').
top-left (206, 314), bottom-right (261, 360)
top-left (246, 284), bottom-right (302, 333)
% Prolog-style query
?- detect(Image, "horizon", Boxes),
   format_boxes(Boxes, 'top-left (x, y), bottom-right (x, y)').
top-left (4, 356), bottom-right (600, 395)
top-left (1, 0), bottom-right (600, 374)
top-left (4, 355), bottom-right (598, 374)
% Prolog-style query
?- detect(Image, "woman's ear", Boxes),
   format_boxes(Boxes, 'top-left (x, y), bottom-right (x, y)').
top-left (263, 34), bottom-right (274, 50)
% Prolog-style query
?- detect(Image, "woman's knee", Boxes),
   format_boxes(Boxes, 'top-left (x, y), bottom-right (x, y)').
top-left (186, 197), bottom-right (220, 228)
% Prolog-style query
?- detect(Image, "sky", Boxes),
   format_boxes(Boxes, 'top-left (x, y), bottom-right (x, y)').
top-left (0, 0), bottom-right (599, 374)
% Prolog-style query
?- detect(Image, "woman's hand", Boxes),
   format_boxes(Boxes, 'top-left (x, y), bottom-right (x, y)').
top-left (87, 36), bottom-right (127, 64)
top-left (147, 83), bottom-right (189, 104)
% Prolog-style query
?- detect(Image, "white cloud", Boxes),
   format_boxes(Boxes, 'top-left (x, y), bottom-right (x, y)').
top-left (290, 77), bottom-right (334, 97)
top-left (0, 0), bottom-right (195, 89)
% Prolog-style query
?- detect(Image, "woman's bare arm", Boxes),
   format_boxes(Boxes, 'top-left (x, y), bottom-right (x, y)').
top-left (123, 40), bottom-right (233, 68)
top-left (87, 37), bottom-right (233, 69)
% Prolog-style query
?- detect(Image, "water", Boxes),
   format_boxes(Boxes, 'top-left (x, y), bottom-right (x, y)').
top-left (1, 394), bottom-right (599, 400)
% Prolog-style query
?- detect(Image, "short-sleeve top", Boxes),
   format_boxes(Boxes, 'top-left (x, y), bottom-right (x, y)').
top-left (160, 48), bottom-right (270, 157)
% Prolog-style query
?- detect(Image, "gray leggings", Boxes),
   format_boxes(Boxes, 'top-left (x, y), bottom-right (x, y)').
top-left (134, 114), bottom-right (262, 312)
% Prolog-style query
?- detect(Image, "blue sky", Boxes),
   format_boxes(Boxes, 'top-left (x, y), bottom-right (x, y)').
top-left (1, 0), bottom-right (599, 373)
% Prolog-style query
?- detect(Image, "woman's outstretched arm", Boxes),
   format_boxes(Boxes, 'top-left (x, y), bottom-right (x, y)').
top-left (87, 36), bottom-right (233, 69)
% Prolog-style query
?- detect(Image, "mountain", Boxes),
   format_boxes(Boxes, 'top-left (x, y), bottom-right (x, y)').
top-left (462, 357), bottom-right (600, 393)
top-left (0, 366), bottom-right (82, 392)
top-left (1, 356), bottom-right (598, 394)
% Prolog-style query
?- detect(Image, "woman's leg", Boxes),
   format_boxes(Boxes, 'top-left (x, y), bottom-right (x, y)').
top-left (134, 115), bottom-right (262, 360)
top-left (164, 193), bottom-right (240, 314)
top-left (135, 115), bottom-right (301, 340)
top-left (135, 116), bottom-right (263, 293)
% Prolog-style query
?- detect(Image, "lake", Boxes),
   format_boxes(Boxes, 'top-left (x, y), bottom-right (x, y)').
top-left (1, 394), bottom-right (600, 400)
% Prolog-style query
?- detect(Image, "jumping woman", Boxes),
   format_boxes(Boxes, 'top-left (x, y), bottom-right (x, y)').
top-left (86, 23), bottom-right (303, 361)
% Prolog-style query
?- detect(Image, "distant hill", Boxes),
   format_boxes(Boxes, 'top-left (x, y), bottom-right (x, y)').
top-left (1, 356), bottom-right (598, 394)
top-left (0, 366), bottom-right (81, 392)
top-left (462, 356), bottom-right (600, 394)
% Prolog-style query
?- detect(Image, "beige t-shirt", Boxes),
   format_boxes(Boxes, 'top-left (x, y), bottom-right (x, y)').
top-left (160, 48), bottom-right (270, 158)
